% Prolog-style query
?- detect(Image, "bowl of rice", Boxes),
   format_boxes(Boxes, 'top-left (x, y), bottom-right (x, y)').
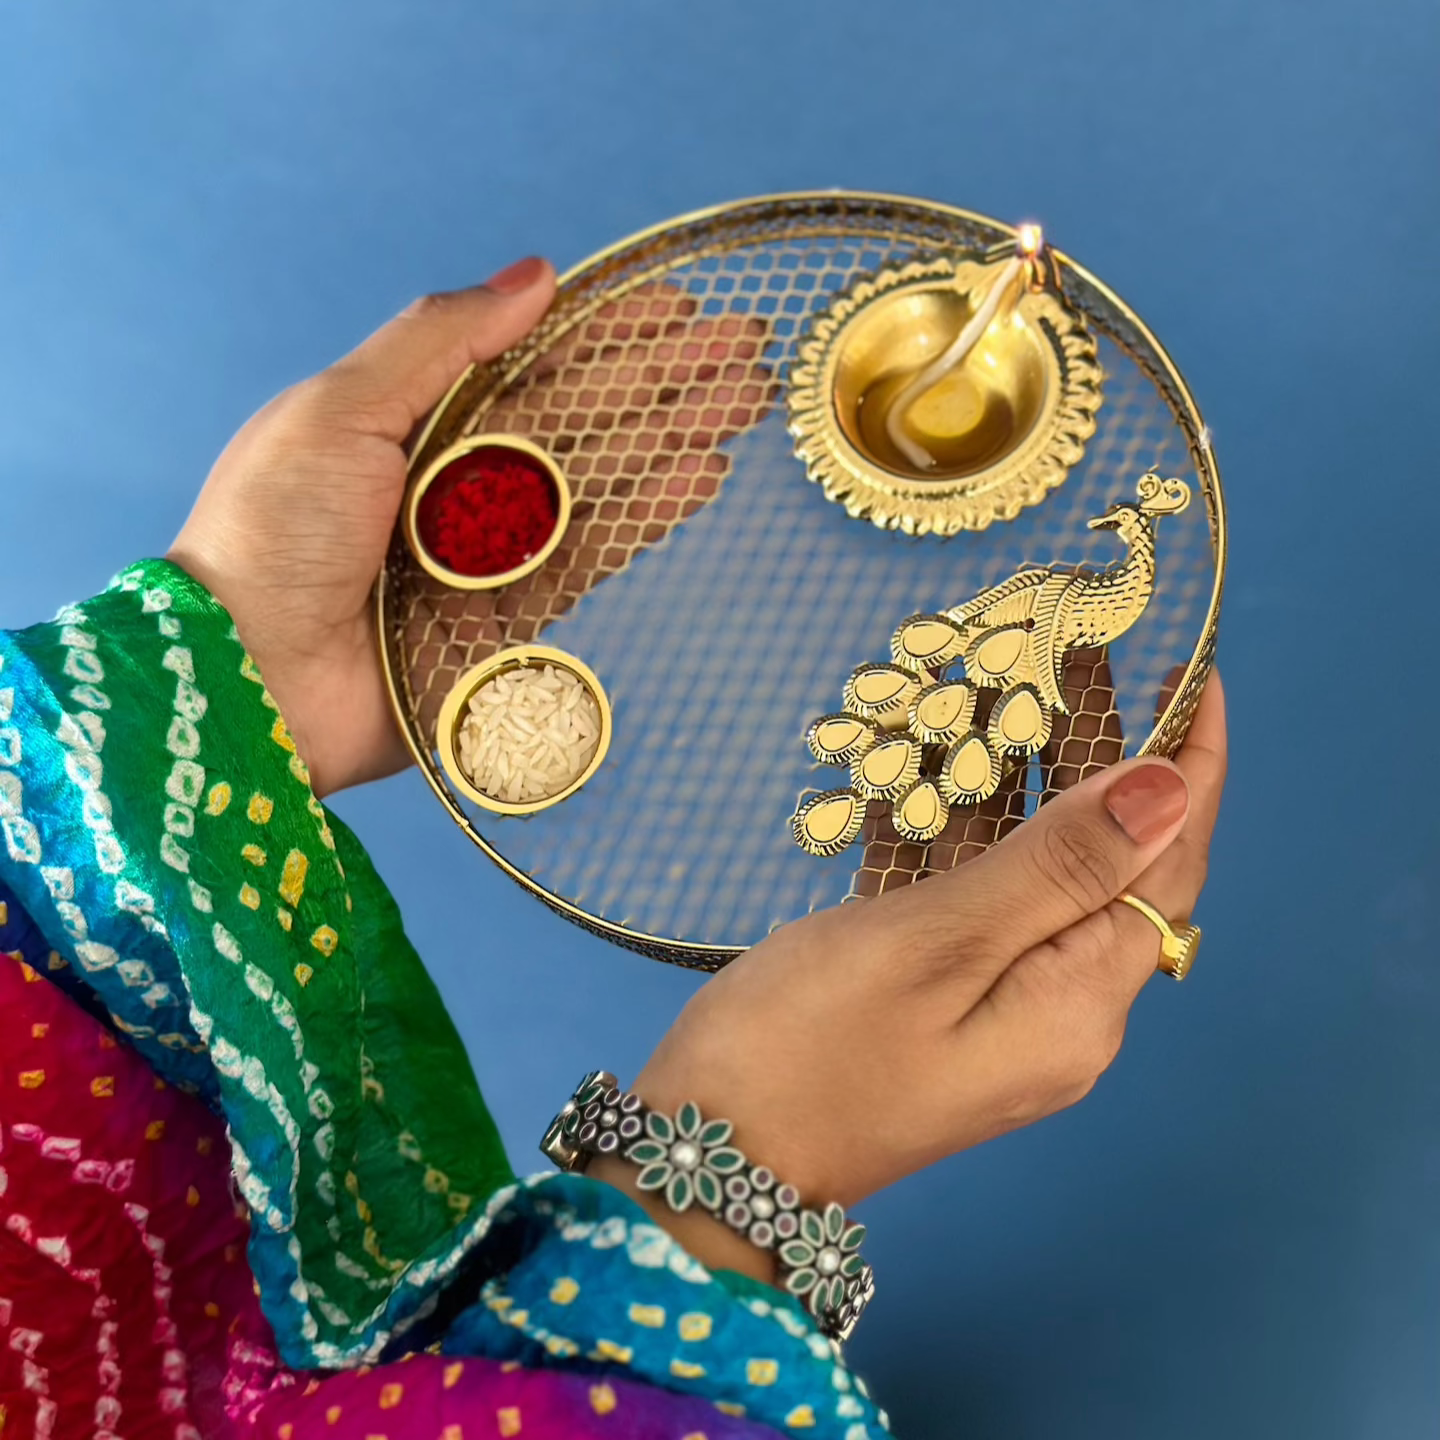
top-left (436, 645), bottom-right (612, 814)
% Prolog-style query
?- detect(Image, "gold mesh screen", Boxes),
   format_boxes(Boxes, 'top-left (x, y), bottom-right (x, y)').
top-left (379, 194), bottom-right (1224, 968)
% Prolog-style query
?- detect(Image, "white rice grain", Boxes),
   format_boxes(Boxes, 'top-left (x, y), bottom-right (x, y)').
top-left (457, 663), bottom-right (602, 805)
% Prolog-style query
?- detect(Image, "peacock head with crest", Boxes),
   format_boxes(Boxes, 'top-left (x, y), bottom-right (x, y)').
top-left (1086, 471), bottom-right (1192, 539)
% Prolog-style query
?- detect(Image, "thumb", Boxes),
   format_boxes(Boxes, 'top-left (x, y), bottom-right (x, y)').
top-left (906, 757), bottom-right (1191, 982)
top-left (320, 256), bottom-right (557, 442)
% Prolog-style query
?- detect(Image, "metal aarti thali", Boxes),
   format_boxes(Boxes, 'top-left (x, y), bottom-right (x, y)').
top-left (378, 192), bottom-right (1225, 968)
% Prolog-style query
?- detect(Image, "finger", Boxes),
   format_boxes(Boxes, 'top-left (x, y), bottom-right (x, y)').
top-left (522, 283), bottom-right (703, 382)
top-left (852, 800), bottom-right (932, 897)
top-left (487, 448), bottom-right (732, 634)
top-left (319, 258), bottom-right (558, 442)
top-left (1042, 647), bottom-right (1125, 796)
top-left (489, 310), bottom-right (770, 476)
top-left (1155, 662), bottom-right (1186, 722)
top-left (879, 754), bottom-right (1192, 986)
top-left (1111, 666), bottom-right (1227, 935)
top-left (921, 758), bottom-right (1029, 874)
top-left (992, 670), bottom-right (1228, 1026)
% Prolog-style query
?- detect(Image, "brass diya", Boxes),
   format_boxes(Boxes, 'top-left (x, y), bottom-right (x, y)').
top-left (788, 230), bottom-right (1104, 535)
top-left (378, 192), bottom-right (1225, 970)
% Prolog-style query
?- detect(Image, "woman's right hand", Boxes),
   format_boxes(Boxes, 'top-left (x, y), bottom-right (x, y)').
top-left (591, 673), bottom-right (1227, 1280)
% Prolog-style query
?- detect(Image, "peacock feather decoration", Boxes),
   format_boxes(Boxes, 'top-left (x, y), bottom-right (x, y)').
top-left (791, 471), bottom-right (1193, 856)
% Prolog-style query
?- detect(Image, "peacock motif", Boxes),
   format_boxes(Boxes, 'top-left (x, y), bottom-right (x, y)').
top-left (792, 471), bottom-right (1192, 856)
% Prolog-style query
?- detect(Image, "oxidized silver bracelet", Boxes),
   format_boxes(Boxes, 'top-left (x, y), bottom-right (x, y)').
top-left (541, 1070), bottom-right (875, 1343)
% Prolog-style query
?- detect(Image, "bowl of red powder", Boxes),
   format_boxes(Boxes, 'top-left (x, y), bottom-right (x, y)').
top-left (405, 434), bottom-right (571, 589)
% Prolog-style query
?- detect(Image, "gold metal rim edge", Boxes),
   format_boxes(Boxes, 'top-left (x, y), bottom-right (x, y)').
top-left (377, 190), bottom-right (1226, 970)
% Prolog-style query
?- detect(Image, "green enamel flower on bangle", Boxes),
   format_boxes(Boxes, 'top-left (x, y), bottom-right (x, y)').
top-left (625, 1100), bottom-right (746, 1213)
top-left (778, 1202), bottom-right (868, 1319)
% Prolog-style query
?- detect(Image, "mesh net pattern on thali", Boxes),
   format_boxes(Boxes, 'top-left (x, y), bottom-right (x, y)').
top-left (383, 197), bottom-right (1221, 964)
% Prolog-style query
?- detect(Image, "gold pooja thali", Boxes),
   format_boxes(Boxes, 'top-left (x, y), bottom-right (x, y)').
top-left (378, 192), bottom-right (1226, 969)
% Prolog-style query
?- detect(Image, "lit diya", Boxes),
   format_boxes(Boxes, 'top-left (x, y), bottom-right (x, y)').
top-left (787, 224), bottom-right (1104, 535)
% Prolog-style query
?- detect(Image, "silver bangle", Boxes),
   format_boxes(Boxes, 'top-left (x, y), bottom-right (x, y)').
top-left (541, 1069), bottom-right (875, 1343)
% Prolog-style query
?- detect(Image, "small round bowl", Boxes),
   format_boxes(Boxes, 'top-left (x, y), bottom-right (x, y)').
top-left (405, 434), bottom-right (572, 590)
top-left (436, 645), bottom-right (612, 815)
top-left (788, 254), bottom-right (1103, 535)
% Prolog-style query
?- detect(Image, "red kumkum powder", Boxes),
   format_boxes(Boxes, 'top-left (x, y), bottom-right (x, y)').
top-left (417, 446), bottom-right (561, 578)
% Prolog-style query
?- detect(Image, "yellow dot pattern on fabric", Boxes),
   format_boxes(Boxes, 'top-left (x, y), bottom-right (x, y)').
top-left (277, 907), bottom-right (294, 932)
top-left (242, 844), bottom-right (267, 868)
top-left (197, 1136), bottom-right (213, 1154)
top-left (239, 884), bottom-right (261, 910)
top-left (670, 1359), bottom-right (707, 1379)
top-left (682, 1433), bottom-right (711, 1440)
top-left (747, 1359), bottom-right (779, 1386)
top-left (497, 1408), bottom-right (522, 1436)
top-left (271, 716), bottom-right (297, 753)
top-left (0, 900), bottom-right (6, 923)
top-left (628, 1303), bottom-right (666, 1328)
top-left (591, 1339), bottom-right (633, 1364)
top-left (90, 1075), bottom-right (114, 1097)
top-left (279, 849), bottom-right (309, 906)
top-left (549, 1276), bottom-right (579, 1305)
top-left (30, 1023), bottom-right (47, 1039)
top-left (145, 1120), bottom-right (165, 1140)
top-left (785, 1405), bottom-right (817, 1428)
top-left (679, 1312), bottom-right (713, 1342)
top-left (377, 1382), bottom-right (402, 1409)
top-left (589, 1384), bottom-right (617, 1415)
top-left (441, 1427), bottom-right (463, 1440)
top-left (715, 1402), bottom-right (746, 1417)
top-left (185, 1185), bottom-right (200, 1207)
top-left (311, 926), bottom-right (338, 956)
top-left (278, 1425), bottom-right (293, 1439)
top-left (204, 1301), bottom-right (220, 1318)
top-left (205, 782), bottom-right (231, 815)
top-left (326, 1405), bottom-right (342, 1424)
top-left (443, 1361), bottom-right (464, 1389)
top-left (19, 1070), bottom-right (44, 1088)
top-left (293, 963), bottom-right (313, 987)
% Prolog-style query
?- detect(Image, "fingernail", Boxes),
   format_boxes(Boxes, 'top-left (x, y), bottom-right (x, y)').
top-left (483, 256), bottom-right (546, 295)
top-left (1104, 763), bottom-right (1189, 844)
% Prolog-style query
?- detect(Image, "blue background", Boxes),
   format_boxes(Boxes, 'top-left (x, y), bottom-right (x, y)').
top-left (2, 3), bottom-right (1437, 1434)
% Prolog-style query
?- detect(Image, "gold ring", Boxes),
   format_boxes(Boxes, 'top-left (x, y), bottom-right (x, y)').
top-left (1117, 892), bottom-right (1201, 981)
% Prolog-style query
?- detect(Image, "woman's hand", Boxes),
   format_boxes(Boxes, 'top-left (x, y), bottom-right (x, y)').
top-left (169, 260), bottom-right (776, 798)
top-left (168, 257), bottom-right (559, 797)
top-left (592, 674), bottom-right (1227, 1280)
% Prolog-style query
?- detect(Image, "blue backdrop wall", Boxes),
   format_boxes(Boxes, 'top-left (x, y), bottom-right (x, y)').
top-left (3, 3), bottom-right (1438, 1434)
